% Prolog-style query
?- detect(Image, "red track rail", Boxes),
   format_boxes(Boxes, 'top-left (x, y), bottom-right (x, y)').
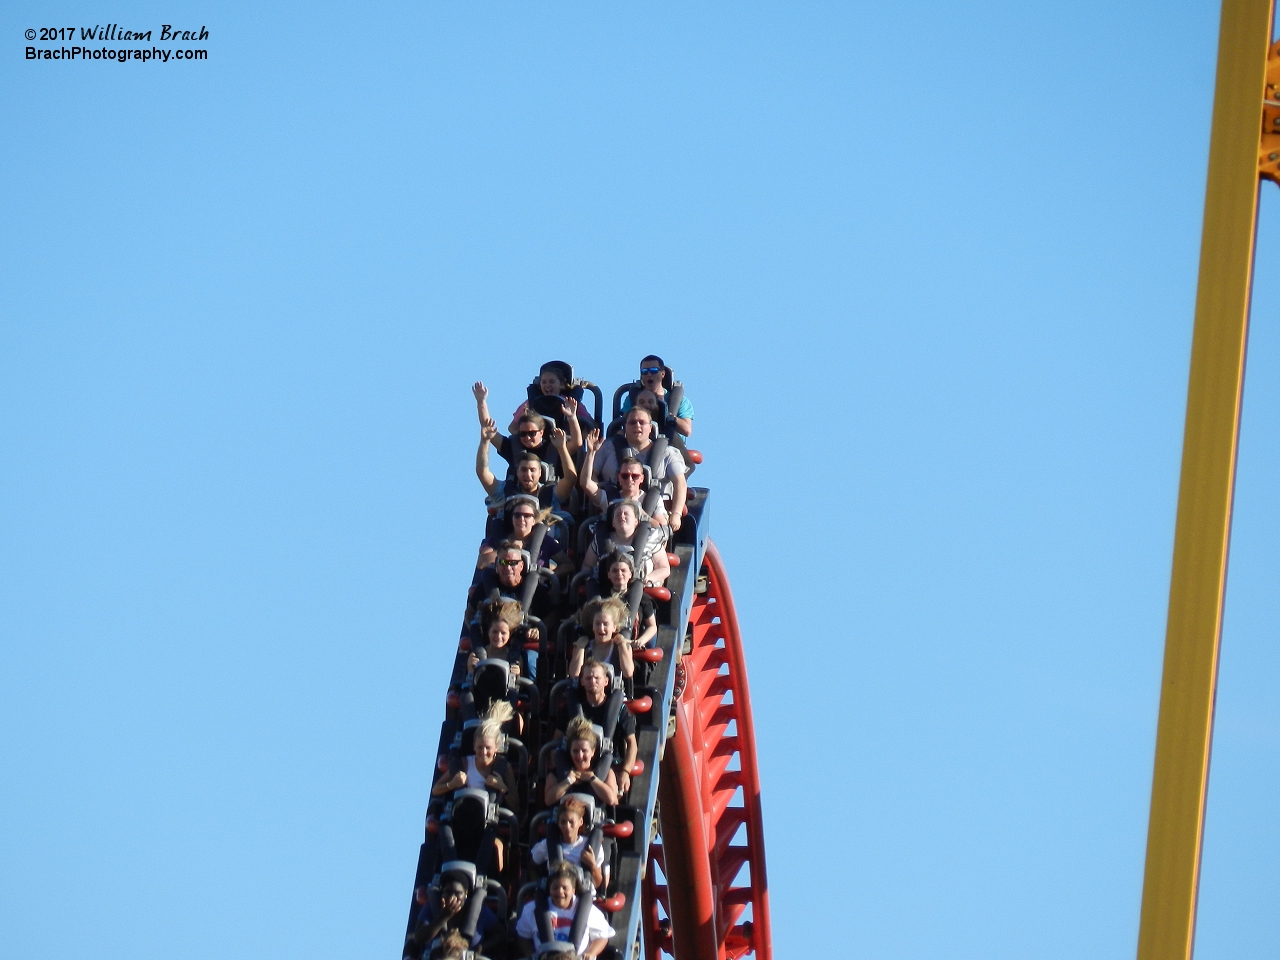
top-left (642, 540), bottom-right (771, 960)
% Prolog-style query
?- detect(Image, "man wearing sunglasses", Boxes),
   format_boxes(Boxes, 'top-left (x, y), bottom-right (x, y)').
top-left (467, 540), bottom-right (556, 623)
top-left (475, 418), bottom-right (577, 507)
top-left (579, 433), bottom-right (669, 526)
top-left (619, 355), bottom-right (694, 437)
top-left (486, 408), bottom-right (565, 485)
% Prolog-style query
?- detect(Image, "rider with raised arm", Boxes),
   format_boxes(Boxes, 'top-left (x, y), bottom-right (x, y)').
top-left (475, 418), bottom-right (577, 506)
top-left (580, 431), bottom-right (669, 526)
top-left (591, 407), bottom-right (687, 531)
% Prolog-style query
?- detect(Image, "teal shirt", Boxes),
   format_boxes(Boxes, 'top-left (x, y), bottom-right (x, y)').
top-left (621, 391), bottom-right (694, 420)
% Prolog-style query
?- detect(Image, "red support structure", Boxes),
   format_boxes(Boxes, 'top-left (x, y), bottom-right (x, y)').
top-left (642, 541), bottom-right (772, 960)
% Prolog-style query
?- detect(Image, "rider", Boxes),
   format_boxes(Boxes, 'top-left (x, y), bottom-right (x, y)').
top-left (590, 407), bottom-right (687, 531)
top-left (619, 355), bottom-right (694, 437)
top-left (556, 658), bottom-right (639, 796)
top-left (514, 861), bottom-right (615, 958)
top-left (580, 434), bottom-right (669, 526)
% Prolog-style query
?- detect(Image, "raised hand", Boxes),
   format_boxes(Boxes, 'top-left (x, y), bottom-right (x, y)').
top-left (585, 428), bottom-right (603, 454)
top-left (472, 381), bottom-right (488, 402)
top-left (481, 417), bottom-right (498, 442)
top-left (549, 425), bottom-right (568, 448)
top-left (564, 396), bottom-right (579, 416)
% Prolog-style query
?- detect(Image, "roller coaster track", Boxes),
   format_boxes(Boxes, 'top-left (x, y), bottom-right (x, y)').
top-left (641, 540), bottom-right (771, 960)
top-left (406, 486), bottom-right (771, 960)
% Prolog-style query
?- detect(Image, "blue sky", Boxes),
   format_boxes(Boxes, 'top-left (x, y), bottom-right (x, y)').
top-left (2, 2), bottom-right (1276, 958)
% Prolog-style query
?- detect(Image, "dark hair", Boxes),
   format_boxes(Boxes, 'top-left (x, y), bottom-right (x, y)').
top-left (547, 860), bottom-right (582, 889)
top-left (597, 550), bottom-right (634, 595)
top-left (641, 354), bottom-right (664, 367)
top-left (539, 360), bottom-right (573, 387)
top-left (516, 410), bottom-right (546, 430)
top-left (495, 539), bottom-right (525, 558)
top-left (516, 450), bottom-right (542, 465)
top-left (481, 597), bottom-right (523, 632)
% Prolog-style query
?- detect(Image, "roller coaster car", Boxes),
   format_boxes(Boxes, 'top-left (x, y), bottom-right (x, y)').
top-left (464, 659), bottom-right (540, 720)
top-left (577, 510), bottom-right (668, 582)
top-left (485, 502), bottom-right (572, 550)
top-left (609, 372), bottom-right (683, 426)
top-left (433, 788), bottom-right (516, 876)
top-left (523, 361), bottom-right (603, 431)
top-left (526, 794), bottom-right (615, 888)
top-left (466, 609), bottom-right (549, 663)
top-left (539, 712), bottom-right (645, 795)
top-left (609, 374), bottom-right (697, 471)
top-left (451, 719), bottom-right (528, 783)
top-left (412, 860), bottom-right (508, 960)
top-left (516, 865), bottom-right (624, 956)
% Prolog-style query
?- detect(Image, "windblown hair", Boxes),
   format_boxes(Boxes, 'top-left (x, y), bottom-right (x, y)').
top-left (564, 715), bottom-right (599, 755)
top-left (474, 699), bottom-right (515, 749)
top-left (481, 597), bottom-right (523, 633)
top-left (438, 930), bottom-right (470, 959)
top-left (580, 596), bottom-right (628, 634)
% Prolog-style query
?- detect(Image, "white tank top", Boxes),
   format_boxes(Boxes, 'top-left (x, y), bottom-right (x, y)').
top-left (465, 756), bottom-right (484, 787)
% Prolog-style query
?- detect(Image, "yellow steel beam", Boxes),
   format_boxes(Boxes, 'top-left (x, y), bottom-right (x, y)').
top-left (1136, 2), bottom-right (1273, 959)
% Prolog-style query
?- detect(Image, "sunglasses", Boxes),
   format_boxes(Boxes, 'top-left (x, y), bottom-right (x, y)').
top-left (640, 366), bottom-right (663, 375)
top-left (498, 558), bottom-right (523, 567)
top-left (618, 472), bottom-right (644, 482)
top-left (517, 430), bottom-right (542, 438)
top-left (512, 513), bottom-right (536, 520)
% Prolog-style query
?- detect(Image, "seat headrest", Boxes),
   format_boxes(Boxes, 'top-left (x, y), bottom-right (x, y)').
top-left (539, 360), bottom-right (574, 385)
top-left (559, 792), bottom-right (596, 824)
top-left (452, 787), bottom-right (491, 808)
top-left (474, 658), bottom-right (511, 678)
top-left (439, 860), bottom-right (477, 891)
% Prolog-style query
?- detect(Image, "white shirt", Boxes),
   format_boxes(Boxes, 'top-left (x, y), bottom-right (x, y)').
top-left (531, 835), bottom-right (610, 886)
top-left (515, 897), bottom-right (615, 953)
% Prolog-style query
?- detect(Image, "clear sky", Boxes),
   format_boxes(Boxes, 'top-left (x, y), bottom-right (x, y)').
top-left (2, 2), bottom-right (1277, 958)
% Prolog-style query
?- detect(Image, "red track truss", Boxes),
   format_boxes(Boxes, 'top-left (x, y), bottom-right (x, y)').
top-left (643, 541), bottom-right (771, 960)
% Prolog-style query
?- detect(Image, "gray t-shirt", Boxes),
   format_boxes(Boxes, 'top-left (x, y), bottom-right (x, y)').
top-left (594, 439), bottom-right (685, 491)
